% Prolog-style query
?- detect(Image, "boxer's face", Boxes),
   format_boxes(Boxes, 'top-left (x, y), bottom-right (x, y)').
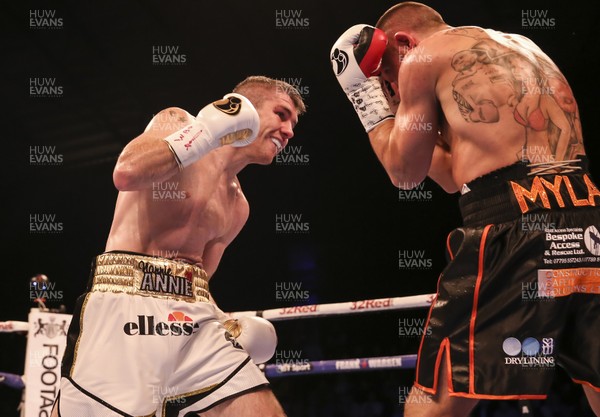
top-left (246, 93), bottom-right (298, 165)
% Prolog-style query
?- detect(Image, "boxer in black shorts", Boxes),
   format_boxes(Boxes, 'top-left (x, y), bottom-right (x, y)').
top-left (416, 158), bottom-right (600, 399)
top-left (331, 1), bottom-right (600, 415)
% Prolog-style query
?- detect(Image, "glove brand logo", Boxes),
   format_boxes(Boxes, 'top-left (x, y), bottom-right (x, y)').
top-left (213, 97), bottom-right (243, 116)
top-left (123, 312), bottom-right (200, 336)
top-left (224, 330), bottom-right (243, 350)
top-left (331, 48), bottom-right (349, 76)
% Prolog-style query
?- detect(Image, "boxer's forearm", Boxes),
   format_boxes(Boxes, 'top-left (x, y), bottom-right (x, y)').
top-left (368, 119), bottom-right (437, 189)
top-left (113, 137), bottom-right (181, 191)
top-left (368, 119), bottom-right (420, 188)
top-left (368, 119), bottom-right (399, 181)
top-left (113, 95), bottom-right (259, 191)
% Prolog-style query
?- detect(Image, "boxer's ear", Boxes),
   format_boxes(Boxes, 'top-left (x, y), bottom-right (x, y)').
top-left (394, 31), bottom-right (417, 54)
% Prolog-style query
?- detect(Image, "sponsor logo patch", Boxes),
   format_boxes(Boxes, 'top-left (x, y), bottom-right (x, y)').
top-left (123, 312), bottom-right (199, 336)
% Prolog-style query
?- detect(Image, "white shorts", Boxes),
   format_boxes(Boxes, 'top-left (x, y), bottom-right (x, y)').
top-left (55, 252), bottom-right (269, 417)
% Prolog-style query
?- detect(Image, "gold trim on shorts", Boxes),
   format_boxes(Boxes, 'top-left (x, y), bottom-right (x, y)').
top-left (92, 252), bottom-right (210, 303)
top-left (69, 292), bottom-right (92, 377)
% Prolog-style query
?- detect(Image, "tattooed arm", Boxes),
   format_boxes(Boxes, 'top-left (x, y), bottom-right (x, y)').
top-left (113, 108), bottom-right (194, 191)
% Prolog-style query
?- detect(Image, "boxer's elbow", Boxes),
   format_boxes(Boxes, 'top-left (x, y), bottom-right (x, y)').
top-left (391, 175), bottom-right (424, 190)
top-left (388, 166), bottom-right (427, 190)
top-left (113, 160), bottom-right (138, 191)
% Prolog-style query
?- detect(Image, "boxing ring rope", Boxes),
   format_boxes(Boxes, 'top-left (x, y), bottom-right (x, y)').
top-left (231, 293), bottom-right (435, 320)
top-left (0, 293), bottom-right (435, 334)
top-left (0, 293), bottom-right (434, 393)
top-left (0, 321), bottom-right (30, 333)
top-left (261, 354), bottom-right (418, 378)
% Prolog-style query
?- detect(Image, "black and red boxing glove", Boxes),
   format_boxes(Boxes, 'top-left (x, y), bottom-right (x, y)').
top-left (331, 24), bottom-right (394, 132)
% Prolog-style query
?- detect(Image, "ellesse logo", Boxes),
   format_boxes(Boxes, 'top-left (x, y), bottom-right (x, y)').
top-left (213, 96), bottom-right (243, 115)
top-left (123, 311), bottom-right (200, 336)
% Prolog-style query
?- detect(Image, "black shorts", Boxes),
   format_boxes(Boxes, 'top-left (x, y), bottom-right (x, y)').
top-left (415, 160), bottom-right (600, 399)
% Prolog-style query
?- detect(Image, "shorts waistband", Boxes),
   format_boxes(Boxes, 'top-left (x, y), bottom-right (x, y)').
top-left (459, 158), bottom-right (599, 227)
top-left (91, 251), bottom-right (210, 303)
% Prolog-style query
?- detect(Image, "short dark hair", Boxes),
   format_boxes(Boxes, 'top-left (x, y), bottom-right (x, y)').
top-left (376, 2), bottom-right (445, 32)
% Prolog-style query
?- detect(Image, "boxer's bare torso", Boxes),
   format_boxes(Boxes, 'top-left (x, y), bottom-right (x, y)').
top-left (106, 92), bottom-right (298, 278)
top-left (377, 26), bottom-right (584, 190)
top-left (52, 79), bottom-right (302, 417)
top-left (105, 108), bottom-right (249, 278)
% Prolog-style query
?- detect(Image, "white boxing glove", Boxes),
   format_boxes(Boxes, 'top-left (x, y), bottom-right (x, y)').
top-left (163, 93), bottom-right (260, 168)
top-left (223, 316), bottom-right (277, 364)
top-left (331, 24), bottom-right (394, 132)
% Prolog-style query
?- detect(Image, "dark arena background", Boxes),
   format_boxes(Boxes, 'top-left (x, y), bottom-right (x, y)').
top-left (2, 0), bottom-right (600, 416)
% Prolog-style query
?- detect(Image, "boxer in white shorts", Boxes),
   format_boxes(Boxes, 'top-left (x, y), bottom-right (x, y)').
top-left (52, 76), bottom-right (305, 417)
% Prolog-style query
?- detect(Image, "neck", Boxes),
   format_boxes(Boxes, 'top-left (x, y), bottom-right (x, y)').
top-left (418, 24), bottom-right (453, 41)
top-left (210, 146), bottom-right (250, 178)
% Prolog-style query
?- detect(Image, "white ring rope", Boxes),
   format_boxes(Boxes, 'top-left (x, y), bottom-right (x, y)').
top-left (1, 294), bottom-right (434, 392)
top-left (0, 321), bottom-right (29, 333)
top-left (0, 293), bottom-right (435, 334)
top-left (232, 293), bottom-right (435, 321)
